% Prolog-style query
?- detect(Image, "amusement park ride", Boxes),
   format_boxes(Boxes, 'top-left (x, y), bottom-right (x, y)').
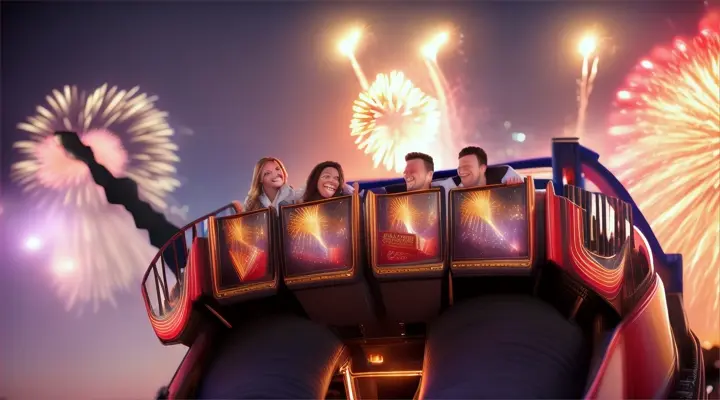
top-left (58, 132), bottom-right (707, 399)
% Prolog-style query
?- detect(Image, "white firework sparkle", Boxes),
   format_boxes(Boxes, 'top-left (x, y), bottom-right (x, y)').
top-left (350, 71), bottom-right (441, 173)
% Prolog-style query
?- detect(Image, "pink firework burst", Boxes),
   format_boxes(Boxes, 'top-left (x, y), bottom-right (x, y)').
top-left (34, 129), bottom-right (128, 191)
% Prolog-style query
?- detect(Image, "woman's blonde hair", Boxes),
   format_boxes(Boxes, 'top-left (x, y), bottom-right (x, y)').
top-left (244, 157), bottom-right (289, 211)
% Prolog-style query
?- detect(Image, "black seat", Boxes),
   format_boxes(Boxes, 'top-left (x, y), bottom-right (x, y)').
top-left (197, 313), bottom-right (348, 399)
top-left (419, 295), bottom-right (590, 399)
top-left (383, 183), bottom-right (406, 194)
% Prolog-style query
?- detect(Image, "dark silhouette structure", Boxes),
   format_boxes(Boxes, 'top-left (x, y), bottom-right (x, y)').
top-left (55, 131), bottom-right (184, 277)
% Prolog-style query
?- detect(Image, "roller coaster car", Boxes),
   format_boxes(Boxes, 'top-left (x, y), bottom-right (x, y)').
top-left (142, 144), bottom-right (705, 399)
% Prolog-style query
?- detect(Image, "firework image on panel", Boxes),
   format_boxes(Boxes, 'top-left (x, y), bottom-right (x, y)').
top-left (215, 212), bottom-right (269, 289)
top-left (282, 199), bottom-right (354, 277)
top-left (453, 185), bottom-right (529, 260)
top-left (375, 192), bottom-right (442, 265)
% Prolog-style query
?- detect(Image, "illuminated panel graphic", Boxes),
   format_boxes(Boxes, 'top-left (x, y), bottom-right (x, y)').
top-left (368, 189), bottom-right (444, 275)
top-left (281, 196), bottom-right (357, 284)
top-left (450, 180), bottom-right (535, 271)
top-left (209, 209), bottom-right (276, 300)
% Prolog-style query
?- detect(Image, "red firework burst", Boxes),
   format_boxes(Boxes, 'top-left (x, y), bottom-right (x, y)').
top-left (608, 19), bottom-right (720, 347)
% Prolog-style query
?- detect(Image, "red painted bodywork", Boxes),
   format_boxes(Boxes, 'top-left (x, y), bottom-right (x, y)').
top-left (585, 278), bottom-right (677, 399)
top-left (545, 182), bottom-right (677, 398)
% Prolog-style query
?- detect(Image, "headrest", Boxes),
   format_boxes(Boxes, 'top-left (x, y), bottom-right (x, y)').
top-left (486, 165), bottom-right (511, 185)
top-left (384, 183), bottom-right (407, 194)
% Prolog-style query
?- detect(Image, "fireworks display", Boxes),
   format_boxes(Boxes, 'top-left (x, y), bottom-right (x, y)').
top-left (608, 23), bottom-right (720, 346)
top-left (11, 84), bottom-right (181, 312)
top-left (282, 201), bottom-right (353, 276)
top-left (225, 217), bottom-right (264, 281)
top-left (455, 187), bottom-right (527, 257)
top-left (388, 196), bottom-right (420, 234)
top-left (460, 191), bottom-right (501, 233)
top-left (287, 205), bottom-right (329, 251)
top-left (576, 34), bottom-right (601, 139)
top-left (350, 72), bottom-right (442, 173)
top-left (340, 30), bottom-right (462, 173)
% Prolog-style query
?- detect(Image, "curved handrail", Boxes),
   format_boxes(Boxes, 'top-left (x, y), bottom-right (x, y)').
top-left (141, 201), bottom-right (244, 315)
top-left (576, 147), bottom-right (682, 292)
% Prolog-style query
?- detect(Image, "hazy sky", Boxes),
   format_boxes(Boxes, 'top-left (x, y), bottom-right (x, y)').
top-left (0, 1), bottom-right (706, 398)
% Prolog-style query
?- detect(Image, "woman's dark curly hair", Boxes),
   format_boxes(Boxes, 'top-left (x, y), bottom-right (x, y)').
top-left (302, 161), bottom-right (346, 203)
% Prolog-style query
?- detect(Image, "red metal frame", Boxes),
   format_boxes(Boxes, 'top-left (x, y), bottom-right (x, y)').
top-left (545, 182), bottom-right (624, 304)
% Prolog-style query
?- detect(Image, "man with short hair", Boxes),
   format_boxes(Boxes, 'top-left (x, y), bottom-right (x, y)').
top-left (456, 146), bottom-right (523, 187)
top-left (403, 152), bottom-right (435, 191)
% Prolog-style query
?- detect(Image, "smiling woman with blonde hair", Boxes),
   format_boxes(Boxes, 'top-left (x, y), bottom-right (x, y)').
top-left (243, 157), bottom-right (299, 212)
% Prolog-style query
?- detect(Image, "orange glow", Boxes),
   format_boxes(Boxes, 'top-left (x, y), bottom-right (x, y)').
top-left (421, 31), bottom-right (449, 60)
top-left (388, 196), bottom-right (419, 234)
top-left (339, 29), bottom-right (362, 56)
top-left (367, 354), bottom-right (384, 364)
top-left (579, 35), bottom-right (598, 57)
top-left (287, 205), bottom-right (328, 249)
top-left (225, 219), bottom-right (263, 281)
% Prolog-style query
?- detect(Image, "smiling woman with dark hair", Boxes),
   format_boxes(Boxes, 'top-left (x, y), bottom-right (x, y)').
top-left (299, 161), bottom-right (355, 203)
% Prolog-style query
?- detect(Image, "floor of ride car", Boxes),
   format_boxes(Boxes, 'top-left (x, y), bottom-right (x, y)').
top-left (376, 377), bottom-right (422, 399)
top-left (326, 376), bottom-right (421, 399)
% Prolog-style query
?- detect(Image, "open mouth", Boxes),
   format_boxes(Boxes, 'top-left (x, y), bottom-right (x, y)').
top-left (323, 184), bottom-right (337, 193)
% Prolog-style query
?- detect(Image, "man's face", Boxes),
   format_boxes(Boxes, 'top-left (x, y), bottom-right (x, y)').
top-left (403, 158), bottom-right (433, 191)
top-left (457, 154), bottom-right (486, 187)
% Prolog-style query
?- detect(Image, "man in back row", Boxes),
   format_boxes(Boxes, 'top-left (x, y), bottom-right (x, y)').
top-left (401, 146), bottom-right (523, 193)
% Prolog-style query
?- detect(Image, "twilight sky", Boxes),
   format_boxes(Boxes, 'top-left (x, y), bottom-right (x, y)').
top-left (0, 1), bottom-right (706, 399)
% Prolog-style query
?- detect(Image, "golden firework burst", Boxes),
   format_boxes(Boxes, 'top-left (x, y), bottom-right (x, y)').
top-left (350, 71), bottom-right (441, 173)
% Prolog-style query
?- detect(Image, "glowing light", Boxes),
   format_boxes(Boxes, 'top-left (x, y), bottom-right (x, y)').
top-left (53, 258), bottom-right (76, 277)
top-left (10, 84), bottom-right (180, 312)
top-left (225, 219), bottom-right (262, 281)
top-left (576, 33), bottom-right (601, 139)
top-left (339, 29), bottom-right (362, 56)
top-left (460, 191), bottom-right (517, 250)
top-left (388, 197), bottom-right (419, 234)
top-left (350, 71), bottom-right (441, 173)
top-left (617, 90), bottom-right (632, 100)
top-left (579, 35), bottom-right (598, 57)
top-left (287, 206), bottom-right (328, 249)
top-left (460, 191), bottom-right (499, 232)
top-left (24, 236), bottom-right (43, 251)
top-left (511, 132), bottom-right (526, 143)
top-left (422, 31), bottom-right (449, 60)
top-left (609, 24), bottom-right (720, 346)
